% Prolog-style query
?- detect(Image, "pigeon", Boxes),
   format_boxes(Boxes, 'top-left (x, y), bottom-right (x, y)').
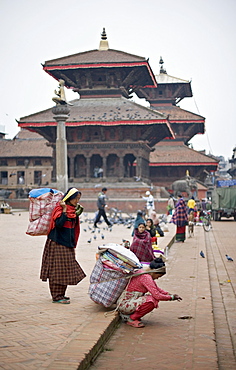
top-left (94, 235), bottom-right (97, 240)
top-left (87, 238), bottom-right (92, 243)
top-left (101, 234), bottom-right (105, 239)
top-left (225, 254), bottom-right (233, 261)
top-left (83, 229), bottom-right (87, 232)
top-left (200, 251), bottom-right (205, 258)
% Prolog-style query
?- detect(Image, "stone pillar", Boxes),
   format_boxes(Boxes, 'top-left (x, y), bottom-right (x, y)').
top-left (52, 105), bottom-right (70, 192)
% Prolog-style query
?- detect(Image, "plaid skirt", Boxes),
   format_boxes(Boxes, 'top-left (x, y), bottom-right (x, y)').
top-left (40, 239), bottom-right (86, 285)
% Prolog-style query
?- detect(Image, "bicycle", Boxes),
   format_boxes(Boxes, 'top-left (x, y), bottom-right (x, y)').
top-left (201, 210), bottom-right (212, 232)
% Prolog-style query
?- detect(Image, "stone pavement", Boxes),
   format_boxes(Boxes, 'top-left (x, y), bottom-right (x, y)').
top-left (1, 212), bottom-right (235, 369)
top-left (90, 220), bottom-right (236, 370)
top-left (0, 210), bottom-right (173, 370)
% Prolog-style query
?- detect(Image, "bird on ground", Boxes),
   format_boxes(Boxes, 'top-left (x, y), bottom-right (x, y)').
top-left (98, 229), bottom-right (100, 234)
top-left (94, 235), bottom-right (97, 240)
top-left (91, 229), bottom-right (95, 233)
top-left (88, 226), bottom-right (92, 230)
top-left (87, 238), bottom-right (92, 243)
top-left (225, 254), bottom-right (233, 261)
top-left (101, 234), bottom-right (104, 239)
top-left (200, 251), bottom-right (205, 258)
top-left (83, 229), bottom-right (87, 232)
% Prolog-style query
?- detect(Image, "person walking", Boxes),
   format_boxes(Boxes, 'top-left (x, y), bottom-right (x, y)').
top-left (171, 193), bottom-right (188, 243)
top-left (94, 187), bottom-right (112, 228)
top-left (187, 196), bottom-right (196, 214)
top-left (40, 187), bottom-right (86, 304)
top-left (117, 258), bottom-right (182, 328)
top-left (141, 191), bottom-right (155, 217)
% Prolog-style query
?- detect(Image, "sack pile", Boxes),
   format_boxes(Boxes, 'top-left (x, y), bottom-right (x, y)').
top-left (26, 188), bottom-right (63, 236)
top-left (89, 243), bottom-right (142, 308)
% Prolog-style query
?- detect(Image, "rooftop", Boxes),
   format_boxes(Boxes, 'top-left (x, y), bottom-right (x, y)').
top-left (150, 140), bottom-right (219, 166)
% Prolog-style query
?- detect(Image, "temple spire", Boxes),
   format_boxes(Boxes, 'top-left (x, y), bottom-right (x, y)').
top-left (99, 28), bottom-right (109, 51)
top-left (159, 56), bottom-right (167, 74)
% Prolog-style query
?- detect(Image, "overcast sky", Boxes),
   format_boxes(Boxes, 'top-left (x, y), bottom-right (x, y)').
top-left (0, 0), bottom-right (235, 159)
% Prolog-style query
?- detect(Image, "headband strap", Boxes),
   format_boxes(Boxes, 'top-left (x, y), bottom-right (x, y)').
top-left (62, 188), bottom-right (78, 202)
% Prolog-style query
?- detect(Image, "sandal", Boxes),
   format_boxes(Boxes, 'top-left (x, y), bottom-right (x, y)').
top-left (52, 299), bottom-right (70, 304)
top-left (126, 319), bottom-right (145, 328)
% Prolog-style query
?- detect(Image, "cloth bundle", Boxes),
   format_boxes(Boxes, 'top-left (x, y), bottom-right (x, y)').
top-left (89, 243), bottom-right (142, 308)
top-left (26, 188), bottom-right (63, 236)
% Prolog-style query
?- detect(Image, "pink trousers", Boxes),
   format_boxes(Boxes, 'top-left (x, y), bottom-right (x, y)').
top-left (130, 301), bottom-right (155, 321)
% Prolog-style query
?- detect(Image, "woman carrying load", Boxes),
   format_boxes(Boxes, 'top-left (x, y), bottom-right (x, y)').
top-left (40, 187), bottom-right (86, 304)
top-left (117, 258), bottom-right (182, 328)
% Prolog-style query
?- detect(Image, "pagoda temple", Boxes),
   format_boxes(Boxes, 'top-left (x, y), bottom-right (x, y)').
top-left (136, 58), bottom-right (218, 186)
top-left (19, 30), bottom-right (173, 185)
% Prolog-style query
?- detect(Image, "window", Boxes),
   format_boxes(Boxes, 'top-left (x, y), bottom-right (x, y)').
top-left (34, 159), bottom-right (42, 166)
top-left (17, 171), bottom-right (25, 184)
top-left (16, 159), bottom-right (25, 166)
top-left (0, 171), bottom-right (8, 185)
top-left (34, 171), bottom-right (42, 185)
top-left (0, 159), bottom-right (7, 166)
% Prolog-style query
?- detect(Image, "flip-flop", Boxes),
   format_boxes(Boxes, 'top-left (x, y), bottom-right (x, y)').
top-left (52, 299), bottom-right (70, 304)
top-left (126, 320), bottom-right (145, 328)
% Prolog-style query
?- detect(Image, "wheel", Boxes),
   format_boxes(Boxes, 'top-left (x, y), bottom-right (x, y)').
top-left (203, 218), bottom-right (211, 232)
top-left (212, 211), bottom-right (219, 221)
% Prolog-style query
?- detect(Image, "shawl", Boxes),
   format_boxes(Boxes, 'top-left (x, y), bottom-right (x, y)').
top-left (171, 198), bottom-right (188, 227)
top-left (130, 229), bottom-right (155, 262)
top-left (150, 211), bottom-right (160, 226)
top-left (48, 202), bottom-right (80, 244)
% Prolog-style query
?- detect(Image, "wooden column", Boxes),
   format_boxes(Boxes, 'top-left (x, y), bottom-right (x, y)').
top-left (86, 157), bottom-right (90, 181)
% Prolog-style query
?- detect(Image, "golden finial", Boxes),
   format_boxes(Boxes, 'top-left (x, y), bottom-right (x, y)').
top-left (99, 27), bottom-right (109, 51)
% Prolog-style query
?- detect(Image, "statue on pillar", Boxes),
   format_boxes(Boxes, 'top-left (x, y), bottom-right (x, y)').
top-left (52, 79), bottom-right (72, 105)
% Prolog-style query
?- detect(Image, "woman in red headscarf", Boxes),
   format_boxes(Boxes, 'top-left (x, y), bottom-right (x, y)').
top-left (40, 187), bottom-right (86, 304)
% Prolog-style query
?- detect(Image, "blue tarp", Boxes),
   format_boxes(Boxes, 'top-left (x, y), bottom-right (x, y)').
top-left (29, 188), bottom-right (59, 198)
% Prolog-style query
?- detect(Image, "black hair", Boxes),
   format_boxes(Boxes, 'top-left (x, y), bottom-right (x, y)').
top-left (149, 258), bottom-right (165, 270)
top-left (64, 187), bottom-right (81, 203)
top-left (146, 218), bottom-right (154, 226)
top-left (102, 187), bottom-right (107, 192)
top-left (137, 210), bottom-right (143, 216)
top-left (137, 222), bottom-right (145, 227)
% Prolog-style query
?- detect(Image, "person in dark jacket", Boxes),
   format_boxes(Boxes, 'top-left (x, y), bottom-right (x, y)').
top-left (145, 218), bottom-right (156, 237)
top-left (94, 187), bottom-right (112, 228)
top-left (40, 187), bottom-right (86, 304)
top-left (132, 210), bottom-right (145, 236)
